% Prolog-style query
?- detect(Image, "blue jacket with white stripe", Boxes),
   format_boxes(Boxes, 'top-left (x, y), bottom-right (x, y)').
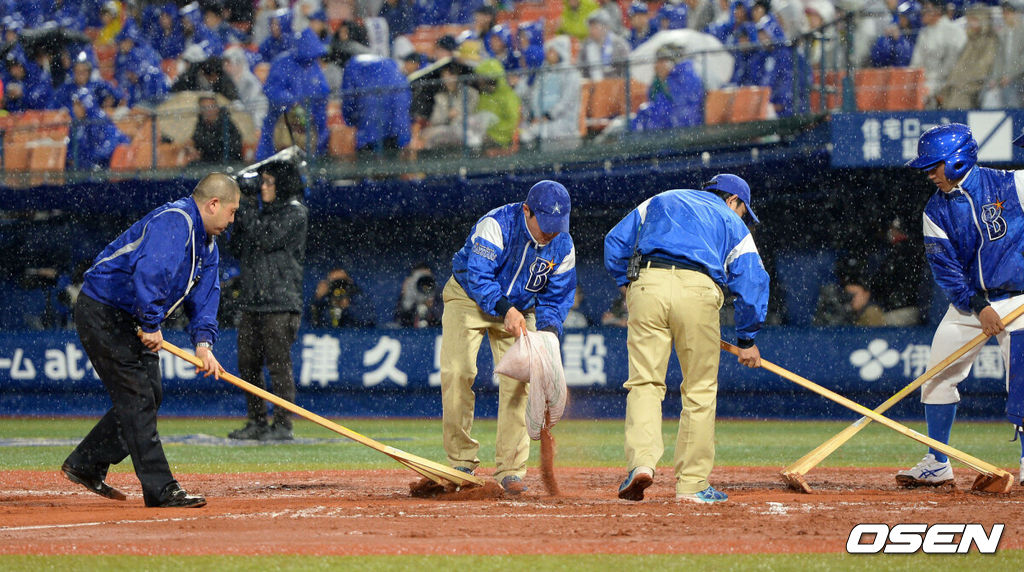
top-left (922, 167), bottom-right (1024, 314)
top-left (604, 189), bottom-right (769, 343)
top-left (451, 203), bottom-right (577, 336)
top-left (81, 196), bottom-right (221, 346)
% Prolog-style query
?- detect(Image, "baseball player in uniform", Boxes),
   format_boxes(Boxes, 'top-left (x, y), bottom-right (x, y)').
top-left (439, 180), bottom-right (576, 494)
top-left (604, 174), bottom-right (769, 503)
top-left (897, 124), bottom-right (1024, 486)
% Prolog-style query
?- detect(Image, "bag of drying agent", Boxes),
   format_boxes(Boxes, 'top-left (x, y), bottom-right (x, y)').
top-left (495, 329), bottom-right (567, 440)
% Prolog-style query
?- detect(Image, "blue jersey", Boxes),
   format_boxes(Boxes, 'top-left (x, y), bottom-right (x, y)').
top-left (81, 196), bottom-right (221, 346)
top-left (451, 203), bottom-right (577, 335)
top-left (923, 167), bottom-right (1024, 314)
top-left (604, 189), bottom-right (769, 341)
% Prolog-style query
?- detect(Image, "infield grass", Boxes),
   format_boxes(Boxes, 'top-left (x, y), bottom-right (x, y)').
top-left (1, 417), bottom-right (1021, 474)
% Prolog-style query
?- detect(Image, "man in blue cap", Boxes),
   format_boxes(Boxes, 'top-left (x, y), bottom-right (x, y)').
top-left (429, 180), bottom-right (577, 496)
top-left (604, 174), bottom-right (769, 503)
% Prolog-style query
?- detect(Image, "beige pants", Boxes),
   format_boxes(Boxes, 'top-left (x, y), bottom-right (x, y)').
top-left (440, 277), bottom-right (536, 481)
top-left (624, 267), bottom-right (724, 495)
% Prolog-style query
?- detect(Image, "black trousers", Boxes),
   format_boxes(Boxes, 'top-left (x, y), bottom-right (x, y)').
top-left (237, 311), bottom-right (301, 428)
top-left (64, 294), bottom-right (176, 506)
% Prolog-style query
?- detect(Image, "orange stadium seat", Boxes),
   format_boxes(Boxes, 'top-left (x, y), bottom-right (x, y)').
top-left (704, 88), bottom-right (733, 125)
top-left (156, 143), bottom-right (188, 168)
top-left (109, 143), bottom-right (135, 171)
top-left (886, 67), bottom-right (926, 111)
top-left (854, 68), bottom-right (888, 111)
top-left (28, 143), bottom-right (67, 173)
top-left (3, 141), bottom-right (31, 171)
top-left (328, 125), bottom-right (356, 157)
top-left (731, 86), bottom-right (771, 123)
top-left (578, 80), bottom-right (591, 137)
top-left (809, 70), bottom-right (846, 112)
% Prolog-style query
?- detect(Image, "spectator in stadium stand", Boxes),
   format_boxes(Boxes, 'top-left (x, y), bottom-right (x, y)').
top-left (326, 16), bottom-right (370, 69)
top-left (803, 0), bottom-right (838, 69)
top-left (935, 4), bottom-right (996, 110)
top-left (115, 21), bottom-right (162, 77)
top-left (870, 0), bottom-right (919, 68)
top-left (259, 8), bottom-right (293, 64)
top-left (149, 3), bottom-right (185, 60)
top-left (171, 49), bottom-right (240, 101)
top-left (558, 0), bottom-right (600, 40)
top-left (2, 46), bottom-right (53, 112)
top-left (578, 10), bottom-right (631, 80)
top-left (630, 45), bottom-right (704, 131)
top-left (909, 0), bottom-right (966, 108)
top-left (470, 4), bottom-right (499, 48)
top-left (222, 46), bottom-right (268, 127)
top-left (96, 0), bottom-right (125, 46)
top-left (193, 2), bottom-right (238, 56)
top-left (652, 2), bottom-right (689, 32)
top-left (309, 268), bottom-right (376, 328)
top-left (519, 35), bottom-right (582, 151)
top-left (185, 93), bottom-right (242, 163)
top-left (750, 13), bottom-right (809, 117)
top-left (596, 0), bottom-right (627, 34)
top-left (684, 0), bottom-right (715, 32)
top-left (257, 28), bottom-right (330, 159)
top-left (117, 52), bottom-right (171, 108)
top-left (379, 0), bottom-right (416, 41)
top-left (486, 25), bottom-right (520, 76)
top-left (420, 64), bottom-right (479, 149)
top-left (467, 58), bottom-right (520, 149)
top-left (179, 2), bottom-right (204, 47)
top-left (65, 88), bottom-right (130, 170)
top-left (416, 0), bottom-right (454, 26)
top-left (306, 9), bottom-right (330, 43)
top-left (291, 0), bottom-right (322, 33)
top-left (341, 53), bottom-right (410, 153)
top-left (871, 217), bottom-right (927, 326)
top-left (251, 0), bottom-right (286, 46)
top-left (984, 0), bottom-right (1024, 109)
top-left (627, 2), bottom-right (657, 49)
top-left (223, 0), bottom-right (256, 35)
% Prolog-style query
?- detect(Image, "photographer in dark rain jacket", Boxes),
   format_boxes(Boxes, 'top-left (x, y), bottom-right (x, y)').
top-left (226, 151), bottom-right (308, 441)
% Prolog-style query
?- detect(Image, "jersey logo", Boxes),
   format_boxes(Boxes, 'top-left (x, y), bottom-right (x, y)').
top-left (981, 200), bottom-right (1007, 241)
top-left (524, 257), bottom-right (555, 293)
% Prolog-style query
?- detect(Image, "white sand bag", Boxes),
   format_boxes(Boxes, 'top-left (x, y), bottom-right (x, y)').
top-left (495, 330), bottom-right (567, 440)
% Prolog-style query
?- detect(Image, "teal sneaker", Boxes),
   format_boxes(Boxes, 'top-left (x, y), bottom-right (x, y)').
top-left (677, 485), bottom-right (728, 504)
top-left (617, 466), bottom-right (654, 501)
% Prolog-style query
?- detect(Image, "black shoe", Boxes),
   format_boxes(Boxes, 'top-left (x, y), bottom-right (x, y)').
top-left (61, 462), bottom-right (127, 501)
top-left (228, 420), bottom-right (268, 440)
top-left (153, 483), bottom-right (206, 508)
top-left (259, 423), bottom-right (294, 441)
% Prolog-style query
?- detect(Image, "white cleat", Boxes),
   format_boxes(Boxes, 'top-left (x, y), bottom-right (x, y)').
top-left (895, 453), bottom-right (954, 487)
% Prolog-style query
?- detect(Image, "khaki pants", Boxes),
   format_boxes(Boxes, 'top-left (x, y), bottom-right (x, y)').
top-left (623, 267), bottom-right (724, 495)
top-left (440, 278), bottom-right (536, 480)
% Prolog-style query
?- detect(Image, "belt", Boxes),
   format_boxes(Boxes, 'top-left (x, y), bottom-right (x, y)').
top-left (640, 256), bottom-right (709, 276)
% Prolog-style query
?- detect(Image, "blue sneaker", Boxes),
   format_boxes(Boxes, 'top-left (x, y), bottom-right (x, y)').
top-left (454, 466), bottom-right (475, 475)
top-left (677, 485), bottom-right (728, 504)
top-left (500, 475), bottom-right (527, 495)
top-left (617, 467), bottom-right (654, 501)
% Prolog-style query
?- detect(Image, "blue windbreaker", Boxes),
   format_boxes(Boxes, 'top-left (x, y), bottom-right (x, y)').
top-left (923, 167), bottom-right (1024, 314)
top-left (604, 189), bottom-right (769, 341)
top-left (81, 196), bottom-right (221, 346)
top-left (451, 203), bottom-right (577, 335)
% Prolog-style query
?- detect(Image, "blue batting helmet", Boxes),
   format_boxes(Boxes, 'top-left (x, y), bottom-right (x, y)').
top-left (906, 123), bottom-right (977, 181)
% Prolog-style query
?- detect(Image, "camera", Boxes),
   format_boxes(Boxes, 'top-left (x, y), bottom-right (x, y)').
top-left (234, 145), bottom-right (309, 198)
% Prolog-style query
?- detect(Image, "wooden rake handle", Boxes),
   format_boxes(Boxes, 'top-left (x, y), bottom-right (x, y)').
top-left (720, 341), bottom-right (1011, 479)
top-left (161, 340), bottom-right (484, 488)
top-left (783, 302), bottom-right (1024, 478)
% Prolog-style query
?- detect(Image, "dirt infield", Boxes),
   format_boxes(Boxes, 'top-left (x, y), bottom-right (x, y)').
top-left (1, 466), bottom-right (1021, 556)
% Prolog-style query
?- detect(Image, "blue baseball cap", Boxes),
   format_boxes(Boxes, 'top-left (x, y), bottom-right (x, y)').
top-left (703, 174), bottom-right (759, 224)
top-left (526, 180), bottom-right (571, 234)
